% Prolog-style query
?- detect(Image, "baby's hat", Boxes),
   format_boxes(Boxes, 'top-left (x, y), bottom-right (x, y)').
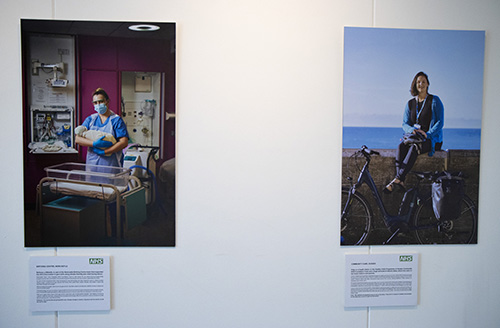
top-left (74, 125), bottom-right (88, 136)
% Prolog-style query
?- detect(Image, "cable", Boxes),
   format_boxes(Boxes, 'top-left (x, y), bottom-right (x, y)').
top-left (129, 165), bottom-right (168, 216)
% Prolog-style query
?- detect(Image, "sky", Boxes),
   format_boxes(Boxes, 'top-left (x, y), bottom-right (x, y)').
top-left (343, 27), bottom-right (485, 129)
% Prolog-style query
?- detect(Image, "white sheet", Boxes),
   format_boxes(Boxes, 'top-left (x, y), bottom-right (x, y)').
top-left (49, 181), bottom-right (127, 201)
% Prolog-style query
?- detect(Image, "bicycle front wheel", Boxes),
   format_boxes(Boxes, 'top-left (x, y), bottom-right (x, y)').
top-left (413, 195), bottom-right (477, 244)
top-left (341, 189), bottom-right (372, 245)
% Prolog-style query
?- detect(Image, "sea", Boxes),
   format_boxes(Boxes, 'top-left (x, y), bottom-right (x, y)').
top-left (343, 126), bottom-right (481, 150)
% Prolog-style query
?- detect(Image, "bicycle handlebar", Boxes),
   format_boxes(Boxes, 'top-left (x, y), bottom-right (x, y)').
top-left (359, 145), bottom-right (379, 157)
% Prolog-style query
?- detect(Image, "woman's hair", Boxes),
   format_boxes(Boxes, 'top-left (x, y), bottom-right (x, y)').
top-left (410, 71), bottom-right (430, 96)
top-left (92, 88), bottom-right (110, 100)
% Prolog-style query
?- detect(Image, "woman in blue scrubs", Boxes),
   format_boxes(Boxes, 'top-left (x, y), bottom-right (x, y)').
top-left (75, 88), bottom-right (129, 167)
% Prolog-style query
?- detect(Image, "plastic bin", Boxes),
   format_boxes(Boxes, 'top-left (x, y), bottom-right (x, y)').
top-left (42, 196), bottom-right (106, 246)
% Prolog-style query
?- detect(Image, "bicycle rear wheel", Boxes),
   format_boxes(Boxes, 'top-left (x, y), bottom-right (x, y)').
top-left (341, 189), bottom-right (372, 245)
top-left (413, 195), bottom-right (477, 244)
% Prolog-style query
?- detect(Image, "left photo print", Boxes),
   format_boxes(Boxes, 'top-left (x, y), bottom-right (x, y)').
top-left (22, 19), bottom-right (176, 247)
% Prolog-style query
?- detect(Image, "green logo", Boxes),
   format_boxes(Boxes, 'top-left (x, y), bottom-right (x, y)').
top-left (89, 258), bottom-right (104, 265)
top-left (399, 255), bottom-right (413, 262)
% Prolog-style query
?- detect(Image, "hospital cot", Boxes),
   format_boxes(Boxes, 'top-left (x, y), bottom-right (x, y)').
top-left (36, 162), bottom-right (147, 245)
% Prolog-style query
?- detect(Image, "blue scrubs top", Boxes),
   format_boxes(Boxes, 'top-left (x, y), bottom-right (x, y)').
top-left (82, 112), bottom-right (129, 167)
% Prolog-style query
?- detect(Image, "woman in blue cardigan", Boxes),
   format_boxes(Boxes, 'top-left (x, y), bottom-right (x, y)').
top-left (384, 71), bottom-right (444, 193)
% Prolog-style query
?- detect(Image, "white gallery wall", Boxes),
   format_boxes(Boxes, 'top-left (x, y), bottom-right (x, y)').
top-left (1, 0), bottom-right (499, 327)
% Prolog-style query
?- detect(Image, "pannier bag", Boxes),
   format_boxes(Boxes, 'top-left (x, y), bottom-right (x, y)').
top-left (432, 172), bottom-right (465, 220)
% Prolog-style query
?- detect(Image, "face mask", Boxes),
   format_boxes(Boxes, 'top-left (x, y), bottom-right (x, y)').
top-left (94, 103), bottom-right (107, 115)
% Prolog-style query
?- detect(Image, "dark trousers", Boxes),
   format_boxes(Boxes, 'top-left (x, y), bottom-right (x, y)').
top-left (395, 140), bottom-right (433, 181)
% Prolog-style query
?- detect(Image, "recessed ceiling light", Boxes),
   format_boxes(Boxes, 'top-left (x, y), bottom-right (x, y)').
top-left (128, 24), bottom-right (160, 32)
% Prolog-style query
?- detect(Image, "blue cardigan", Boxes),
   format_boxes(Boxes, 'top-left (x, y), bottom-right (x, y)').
top-left (402, 94), bottom-right (444, 156)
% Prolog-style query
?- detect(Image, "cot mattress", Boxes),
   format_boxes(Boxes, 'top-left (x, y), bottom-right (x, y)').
top-left (49, 181), bottom-right (127, 201)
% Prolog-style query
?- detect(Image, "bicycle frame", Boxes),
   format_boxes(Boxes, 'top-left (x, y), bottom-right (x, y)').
top-left (342, 147), bottom-right (477, 245)
top-left (343, 154), bottom-right (422, 242)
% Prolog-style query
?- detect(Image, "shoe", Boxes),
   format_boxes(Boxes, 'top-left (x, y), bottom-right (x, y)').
top-left (383, 178), bottom-right (405, 194)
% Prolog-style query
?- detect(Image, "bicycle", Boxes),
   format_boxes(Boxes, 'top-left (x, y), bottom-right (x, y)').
top-left (341, 146), bottom-right (477, 245)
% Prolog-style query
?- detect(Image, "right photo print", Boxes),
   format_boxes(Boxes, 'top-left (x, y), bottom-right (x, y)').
top-left (341, 27), bottom-right (485, 245)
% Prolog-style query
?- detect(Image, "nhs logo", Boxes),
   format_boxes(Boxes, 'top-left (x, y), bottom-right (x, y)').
top-left (89, 258), bottom-right (104, 265)
top-left (399, 255), bottom-right (413, 262)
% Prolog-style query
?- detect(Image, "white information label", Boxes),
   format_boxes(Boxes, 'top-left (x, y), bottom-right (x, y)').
top-left (48, 90), bottom-right (68, 104)
top-left (345, 253), bottom-right (418, 307)
top-left (30, 256), bottom-right (110, 312)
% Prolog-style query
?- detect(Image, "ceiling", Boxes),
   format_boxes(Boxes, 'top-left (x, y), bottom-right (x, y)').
top-left (21, 19), bottom-right (175, 41)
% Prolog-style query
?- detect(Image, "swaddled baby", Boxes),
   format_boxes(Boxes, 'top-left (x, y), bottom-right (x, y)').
top-left (75, 125), bottom-right (117, 155)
